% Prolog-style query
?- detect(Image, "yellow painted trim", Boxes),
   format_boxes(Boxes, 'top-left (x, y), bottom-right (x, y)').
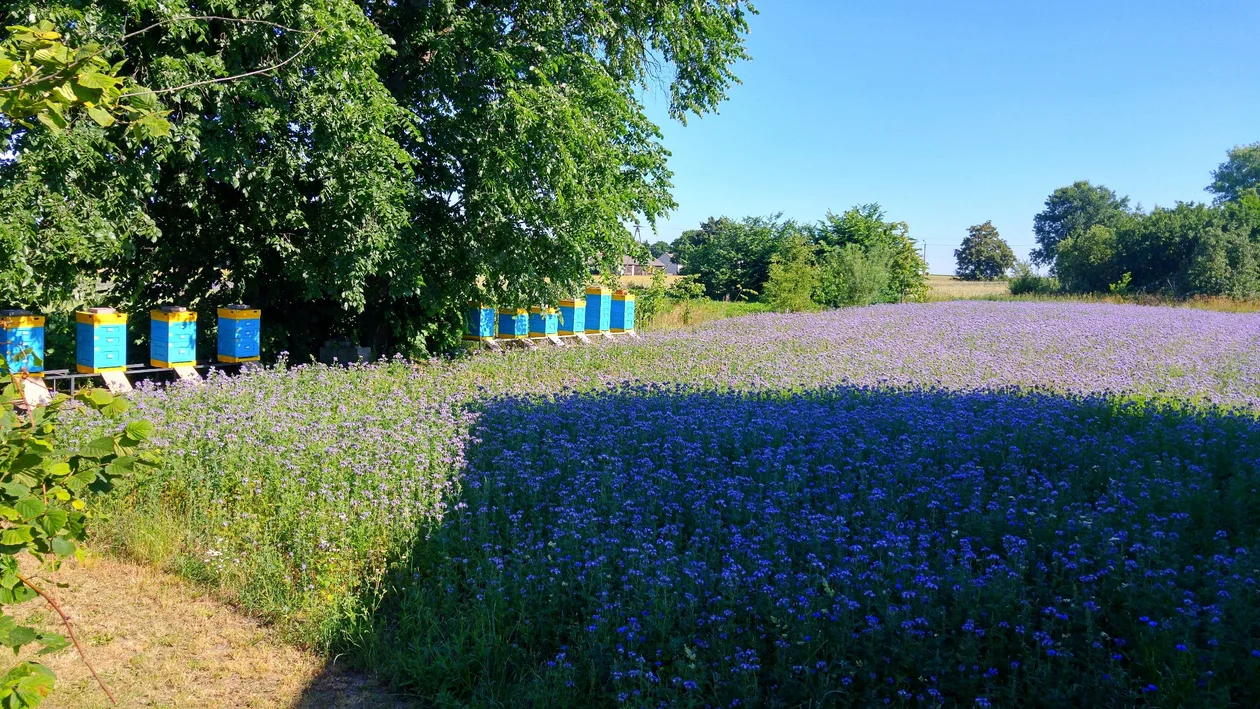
top-left (462, 335), bottom-right (495, 342)
top-left (76, 311), bottom-right (128, 326)
top-left (0, 316), bottom-right (44, 329)
top-left (151, 309), bottom-right (198, 323)
top-left (559, 298), bottom-right (586, 308)
top-left (495, 334), bottom-right (526, 340)
top-left (217, 308), bottom-right (261, 320)
top-left (496, 308), bottom-right (528, 316)
top-left (528, 307), bottom-right (559, 315)
top-left (613, 292), bottom-right (635, 301)
top-left (584, 328), bottom-right (609, 333)
top-left (585, 286), bottom-right (610, 296)
top-left (611, 328), bottom-right (635, 333)
top-left (217, 354), bottom-right (261, 363)
top-left (76, 364), bottom-right (126, 374)
top-left (150, 359), bottom-right (195, 369)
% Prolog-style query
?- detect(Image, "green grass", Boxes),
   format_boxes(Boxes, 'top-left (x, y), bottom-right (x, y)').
top-left (640, 298), bottom-right (772, 332)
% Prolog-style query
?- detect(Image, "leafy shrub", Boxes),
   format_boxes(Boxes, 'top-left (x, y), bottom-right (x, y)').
top-left (627, 271), bottom-right (669, 330)
top-left (1008, 261), bottom-right (1059, 296)
top-left (1, 362), bottom-right (155, 707)
top-left (811, 204), bottom-right (927, 302)
top-left (815, 243), bottom-right (891, 307)
top-left (762, 235), bottom-right (817, 312)
top-left (1056, 225), bottom-right (1120, 293)
top-left (665, 275), bottom-right (707, 301)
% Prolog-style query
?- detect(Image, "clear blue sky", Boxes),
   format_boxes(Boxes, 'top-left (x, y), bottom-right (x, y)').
top-left (640, 0), bottom-right (1260, 274)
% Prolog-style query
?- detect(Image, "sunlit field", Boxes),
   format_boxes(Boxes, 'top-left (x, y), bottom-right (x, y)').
top-left (83, 302), bottom-right (1260, 706)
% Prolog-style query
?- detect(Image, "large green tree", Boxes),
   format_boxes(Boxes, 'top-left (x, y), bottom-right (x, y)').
top-left (1031, 181), bottom-right (1129, 268)
top-left (1207, 142), bottom-right (1260, 205)
top-left (1, 0), bottom-right (755, 357)
top-left (954, 220), bottom-right (1015, 281)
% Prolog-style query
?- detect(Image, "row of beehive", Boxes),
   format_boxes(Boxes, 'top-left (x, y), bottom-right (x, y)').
top-left (0, 305), bottom-right (261, 376)
top-left (463, 287), bottom-right (635, 341)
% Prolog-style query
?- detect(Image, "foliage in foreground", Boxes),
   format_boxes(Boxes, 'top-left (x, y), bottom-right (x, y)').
top-left (0, 365), bottom-right (154, 707)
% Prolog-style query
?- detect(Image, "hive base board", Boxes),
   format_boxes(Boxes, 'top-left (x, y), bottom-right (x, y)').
top-left (172, 365), bottom-right (202, 382)
top-left (99, 371), bottom-right (133, 394)
top-left (575, 333), bottom-right (592, 344)
top-left (546, 334), bottom-right (565, 346)
top-left (20, 378), bottom-right (51, 407)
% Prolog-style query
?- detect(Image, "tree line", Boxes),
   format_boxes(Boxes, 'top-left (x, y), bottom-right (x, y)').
top-left (658, 204), bottom-right (930, 311)
top-left (1026, 143), bottom-right (1260, 298)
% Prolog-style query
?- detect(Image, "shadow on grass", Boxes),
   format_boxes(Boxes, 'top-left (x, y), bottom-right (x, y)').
top-left (296, 383), bottom-right (1260, 707)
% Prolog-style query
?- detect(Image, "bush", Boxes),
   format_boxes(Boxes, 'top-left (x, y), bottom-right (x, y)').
top-left (1056, 225), bottom-right (1120, 293)
top-left (1008, 261), bottom-right (1059, 296)
top-left (815, 243), bottom-right (891, 307)
top-left (665, 275), bottom-right (707, 300)
top-left (627, 271), bottom-right (669, 330)
top-left (762, 235), bottom-right (817, 312)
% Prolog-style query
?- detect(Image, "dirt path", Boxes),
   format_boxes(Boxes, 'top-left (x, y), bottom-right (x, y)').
top-left (9, 555), bottom-right (410, 709)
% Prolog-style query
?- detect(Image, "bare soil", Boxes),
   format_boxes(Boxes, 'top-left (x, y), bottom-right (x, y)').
top-left (10, 555), bottom-right (411, 709)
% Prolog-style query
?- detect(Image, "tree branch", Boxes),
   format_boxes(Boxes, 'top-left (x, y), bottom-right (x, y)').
top-left (17, 573), bottom-right (116, 706)
top-left (120, 15), bottom-right (318, 42)
top-left (118, 29), bottom-right (325, 98)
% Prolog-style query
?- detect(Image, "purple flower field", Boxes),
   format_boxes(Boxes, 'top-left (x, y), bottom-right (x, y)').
top-left (92, 302), bottom-right (1260, 706)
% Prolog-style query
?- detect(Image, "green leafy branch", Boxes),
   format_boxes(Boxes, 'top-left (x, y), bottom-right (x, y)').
top-left (0, 353), bottom-right (159, 707)
top-left (0, 21), bottom-right (168, 138)
top-left (1, 15), bottom-right (325, 140)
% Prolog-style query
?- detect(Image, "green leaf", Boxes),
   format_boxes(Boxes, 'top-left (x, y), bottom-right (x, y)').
top-left (123, 420), bottom-right (154, 441)
top-left (0, 584), bottom-right (36, 604)
top-left (79, 437), bottom-right (115, 458)
top-left (35, 632), bottom-right (68, 655)
top-left (4, 660), bottom-right (56, 706)
top-left (0, 527), bottom-right (33, 546)
top-left (46, 463), bottom-right (69, 478)
top-left (4, 625), bottom-right (36, 649)
top-left (49, 536), bottom-right (74, 558)
top-left (39, 510), bottom-right (66, 538)
top-left (64, 470), bottom-right (96, 493)
top-left (34, 109), bottom-right (66, 133)
top-left (12, 498), bottom-right (44, 522)
top-left (74, 71), bottom-right (117, 90)
top-left (86, 390), bottom-right (112, 408)
top-left (9, 455), bottom-right (42, 473)
top-left (85, 105), bottom-right (115, 127)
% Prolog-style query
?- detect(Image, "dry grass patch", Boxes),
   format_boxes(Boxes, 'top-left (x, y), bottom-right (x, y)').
top-left (926, 275), bottom-right (1010, 300)
top-left (10, 555), bottom-right (409, 709)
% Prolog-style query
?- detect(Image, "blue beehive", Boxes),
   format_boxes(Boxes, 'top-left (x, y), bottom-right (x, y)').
top-left (558, 298), bottom-right (586, 335)
top-left (0, 310), bottom-right (45, 376)
top-left (611, 290), bottom-right (636, 333)
top-left (584, 286), bottom-right (611, 333)
top-left (76, 308), bottom-right (128, 374)
top-left (528, 307), bottom-right (559, 337)
top-left (496, 308), bottom-right (529, 340)
top-left (463, 303), bottom-right (497, 341)
top-left (217, 305), bottom-right (261, 363)
top-left (150, 306), bottom-right (197, 368)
